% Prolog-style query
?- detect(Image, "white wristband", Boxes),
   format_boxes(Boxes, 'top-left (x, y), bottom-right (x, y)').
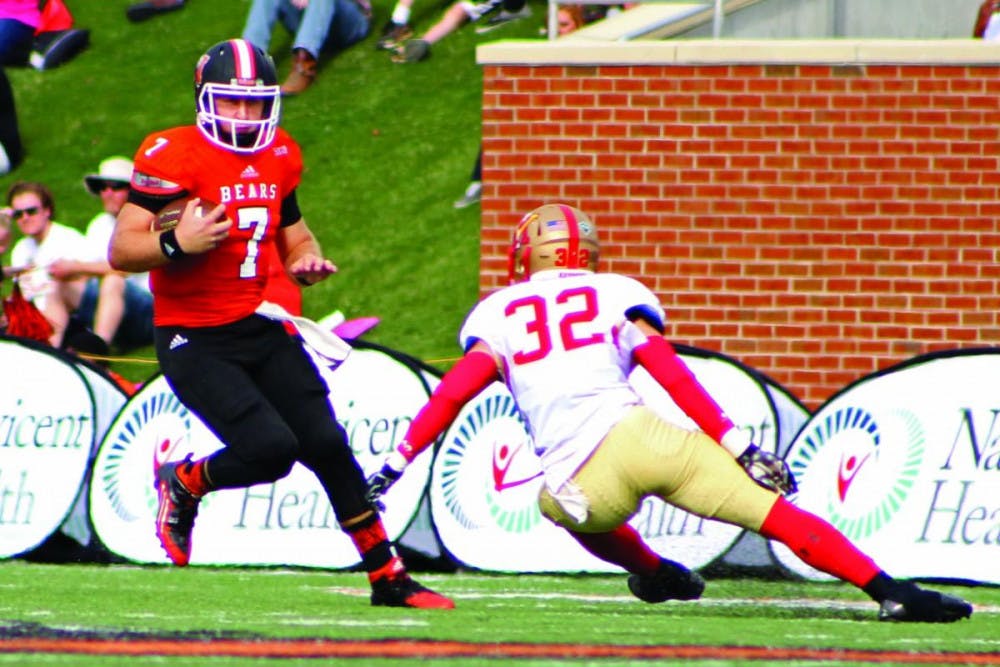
top-left (720, 427), bottom-right (752, 458)
top-left (386, 448), bottom-right (410, 473)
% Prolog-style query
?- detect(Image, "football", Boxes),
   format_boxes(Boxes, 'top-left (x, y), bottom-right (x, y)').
top-left (152, 197), bottom-right (221, 232)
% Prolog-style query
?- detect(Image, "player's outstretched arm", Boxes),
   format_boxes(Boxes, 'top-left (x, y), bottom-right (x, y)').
top-left (629, 319), bottom-right (796, 495)
top-left (630, 320), bottom-right (736, 444)
top-left (365, 344), bottom-right (500, 508)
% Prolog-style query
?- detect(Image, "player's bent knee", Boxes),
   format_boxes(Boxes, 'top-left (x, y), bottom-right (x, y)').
top-left (538, 485), bottom-right (628, 533)
top-left (251, 453), bottom-right (296, 483)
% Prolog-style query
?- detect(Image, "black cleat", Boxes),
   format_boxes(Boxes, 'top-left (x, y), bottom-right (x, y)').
top-left (628, 558), bottom-right (705, 603)
top-left (154, 456), bottom-right (200, 566)
top-left (878, 582), bottom-right (973, 623)
top-left (371, 574), bottom-right (455, 609)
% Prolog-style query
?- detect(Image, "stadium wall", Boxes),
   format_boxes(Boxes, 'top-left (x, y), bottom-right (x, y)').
top-left (476, 39), bottom-right (1000, 408)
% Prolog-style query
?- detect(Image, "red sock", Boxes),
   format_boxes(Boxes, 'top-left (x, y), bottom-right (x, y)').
top-left (759, 497), bottom-right (881, 588)
top-left (567, 524), bottom-right (663, 576)
top-left (175, 457), bottom-right (211, 497)
top-left (342, 513), bottom-right (400, 583)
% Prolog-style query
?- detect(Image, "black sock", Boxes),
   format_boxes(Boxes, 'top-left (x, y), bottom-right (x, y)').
top-left (861, 571), bottom-right (898, 602)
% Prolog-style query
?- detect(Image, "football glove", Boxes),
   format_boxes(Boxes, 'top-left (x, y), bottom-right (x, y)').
top-left (364, 449), bottom-right (409, 512)
top-left (736, 445), bottom-right (797, 496)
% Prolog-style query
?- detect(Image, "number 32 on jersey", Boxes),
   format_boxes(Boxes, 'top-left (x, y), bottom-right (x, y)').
top-left (505, 286), bottom-right (605, 364)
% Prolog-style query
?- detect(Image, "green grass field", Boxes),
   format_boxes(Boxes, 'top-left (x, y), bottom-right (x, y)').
top-left (0, 561), bottom-right (995, 665)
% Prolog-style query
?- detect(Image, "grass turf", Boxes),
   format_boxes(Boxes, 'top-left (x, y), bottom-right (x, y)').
top-left (0, 562), bottom-right (994, 665)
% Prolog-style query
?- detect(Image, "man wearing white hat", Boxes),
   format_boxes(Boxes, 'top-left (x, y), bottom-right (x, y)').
top-left (45, 156), bottom-right (153, 350)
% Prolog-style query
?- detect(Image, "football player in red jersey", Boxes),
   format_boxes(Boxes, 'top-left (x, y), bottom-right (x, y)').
top-left (108, 38), bottom-right (453, 610)
top-left (366, 203), bottom-right (973, 623)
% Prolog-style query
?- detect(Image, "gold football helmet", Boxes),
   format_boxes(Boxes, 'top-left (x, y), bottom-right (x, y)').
top-left (507, 203), bottom-right (600, 283)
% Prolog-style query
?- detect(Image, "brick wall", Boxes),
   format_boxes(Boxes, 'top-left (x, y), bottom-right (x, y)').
top-left (478, 54), bottom-right (1000, 408)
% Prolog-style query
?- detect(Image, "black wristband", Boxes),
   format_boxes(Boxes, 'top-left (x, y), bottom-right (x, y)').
top-left (159, 228), bottom-right (187, 260)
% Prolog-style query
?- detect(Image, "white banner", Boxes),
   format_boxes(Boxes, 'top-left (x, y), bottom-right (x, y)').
top-left (0, 338), bottom-right (96, 557)
top-left (58, 355), bottom-right (128, 548)
top-left (90, 345), bottom-right (434, 567)
top-left (430, 347), bottom-right (786, 572)
top-left (774, 350), bottom-right (1000, 583)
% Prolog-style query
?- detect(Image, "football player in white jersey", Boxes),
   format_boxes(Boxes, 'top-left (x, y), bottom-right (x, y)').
top-left (367, 203), bottom-right (972, 623)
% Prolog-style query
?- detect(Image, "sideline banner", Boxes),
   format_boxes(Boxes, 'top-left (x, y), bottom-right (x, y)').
top-left (0, 337), bottom-right (96, 557)
top-left (429, 347), bottom-right (789, 572)
top-left (90, 344), bottom-right (435, 567)
top-left (58, 353), bottom-right (128, 548)
top-left (774, 349), bottom-right (1000, 583)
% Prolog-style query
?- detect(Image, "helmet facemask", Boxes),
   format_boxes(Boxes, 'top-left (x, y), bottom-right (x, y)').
top-left (197, 84), bottom-right (280, 153)
top-left (507, 204), bottom-right (600, 284)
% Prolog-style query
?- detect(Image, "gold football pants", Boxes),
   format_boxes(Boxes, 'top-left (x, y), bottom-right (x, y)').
top-left (539, 406), bottom-right (779, 533)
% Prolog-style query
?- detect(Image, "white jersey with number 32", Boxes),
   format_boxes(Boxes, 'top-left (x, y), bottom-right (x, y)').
top-left (459, 269), bottom-right (666, 491)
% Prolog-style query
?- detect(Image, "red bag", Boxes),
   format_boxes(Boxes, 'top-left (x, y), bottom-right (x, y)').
top-left (36, 0), bottom-right (74, 34)
top-left (2, 280), bottom-right (54, 342)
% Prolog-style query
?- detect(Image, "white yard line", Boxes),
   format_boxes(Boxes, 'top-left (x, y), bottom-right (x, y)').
top-left (321, 585), bottom-right (1000, 613)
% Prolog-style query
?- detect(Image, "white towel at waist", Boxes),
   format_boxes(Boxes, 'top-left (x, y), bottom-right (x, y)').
top-left (255, 300), bottom-right (352, 367)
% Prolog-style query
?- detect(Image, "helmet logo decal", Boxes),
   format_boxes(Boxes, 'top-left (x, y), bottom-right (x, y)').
top-left (194, 54), bottom-right (209, 86)
top-left (508, 212), bottom-right (538, 284)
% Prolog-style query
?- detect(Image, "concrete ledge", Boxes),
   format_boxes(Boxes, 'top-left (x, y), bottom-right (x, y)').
top-left (477, 38), bottom-right (1000, 65)
top-left (563, 3), bottom-right (706, 42)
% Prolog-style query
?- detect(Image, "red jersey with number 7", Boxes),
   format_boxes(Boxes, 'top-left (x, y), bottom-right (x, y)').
top-left (130, 124), bottom-right (303, 327)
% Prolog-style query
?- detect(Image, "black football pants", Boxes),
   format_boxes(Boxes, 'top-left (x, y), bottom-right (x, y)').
top-left (154, 314), bottom-right (370, 521)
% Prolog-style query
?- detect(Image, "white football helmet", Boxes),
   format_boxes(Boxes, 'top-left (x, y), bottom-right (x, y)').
top-left (507, 203), bottom-right (600, 284)
top-left (194, 38), bottom-right (281, 153)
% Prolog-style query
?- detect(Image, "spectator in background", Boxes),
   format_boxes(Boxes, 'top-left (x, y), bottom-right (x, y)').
top-left (453, 147), bottom-right (481, 209)
top-left (376, 0), bottom-right (416, 50)
top-left (0, 210), bottom-right (10, 332)
top-left (243, 0), bottom-right (371, 96)
top-left (450, 5), bottom-right (584, 209)
top-left (7, 181), bottom-right (93, 347)
top-left (0, 0), bottom-right (40, 66)
top-left (0, 207), bottom-right (9, 256)
top-left (0, 68), bottom-right (22, 173)
top-left (126, 0), bottom-right (186, 23)
top-left (67, 156), bottom-right (154, 351)
top-left (29, 0), bottom-right (90, 72)
top-left (555, 3), bottom-right (585, 34)
top-left (377, 0), bottom-right (530, 48)
top-left (390, 0), bottom-right (528, 63)
top-left (973, 0), bottom-right (1000, 38)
